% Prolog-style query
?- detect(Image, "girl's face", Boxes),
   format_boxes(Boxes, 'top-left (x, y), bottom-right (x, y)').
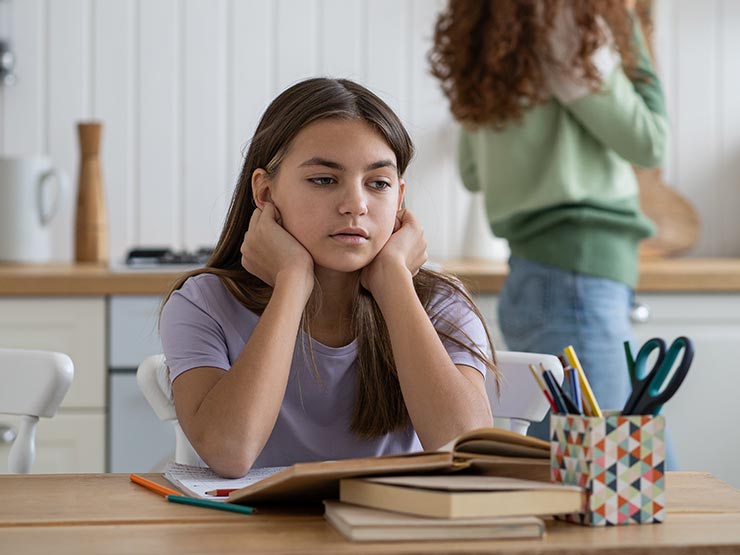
top-left (254, 118), bottom-right (405, 274)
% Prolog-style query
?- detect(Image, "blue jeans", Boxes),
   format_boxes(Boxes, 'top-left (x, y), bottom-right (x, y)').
top-left (498, 257), bottom-right (678, 468)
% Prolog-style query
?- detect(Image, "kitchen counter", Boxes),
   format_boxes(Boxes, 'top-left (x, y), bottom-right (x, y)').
top-left (1, 258), bottom-right (740, 295)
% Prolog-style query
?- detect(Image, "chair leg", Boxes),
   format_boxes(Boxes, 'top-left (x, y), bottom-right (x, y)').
top-left (508, 417), bottom-right (530, 436)
top-left (8, 415), bottom-right (39, 474)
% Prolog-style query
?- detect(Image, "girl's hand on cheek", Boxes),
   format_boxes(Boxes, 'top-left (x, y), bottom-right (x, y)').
top-left (241, 203), bottom-right (314, 293)
top-left (361, 208), bottom-right (427, 295)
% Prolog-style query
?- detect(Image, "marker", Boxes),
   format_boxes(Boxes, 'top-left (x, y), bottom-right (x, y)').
top-left (166, 495), bottom-right (255, 515)
top-left (563, 346), bottom-right (603, 417)
top-left (130, 473), bottom-right (181, 497)
top-left (564, 367), bottom-right (583, 414)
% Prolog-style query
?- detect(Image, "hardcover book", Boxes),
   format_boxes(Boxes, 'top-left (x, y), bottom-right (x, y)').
top-left (323, 500), bottom-right (545, 542)
top-left (338, 474), bottom-right (585, 519)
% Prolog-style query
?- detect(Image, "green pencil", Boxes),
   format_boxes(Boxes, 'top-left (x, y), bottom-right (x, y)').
top-left (166, 495), bottom-right (255, 515)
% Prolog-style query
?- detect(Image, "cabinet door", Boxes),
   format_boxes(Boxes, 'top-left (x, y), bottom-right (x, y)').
top-left (471, 295), bottom-right (507, 351)
top-left (109, 296), bottom-right (163, 368)
top-left (633, 294), bottom-right (740, 488)
top-left (0, 298), bottom-right (106, 408)
top-left (0, 412), bottom-right (105, 473)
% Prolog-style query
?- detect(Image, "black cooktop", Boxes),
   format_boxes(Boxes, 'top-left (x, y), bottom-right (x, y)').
top-left (125, 247), bottom-right (214, 267)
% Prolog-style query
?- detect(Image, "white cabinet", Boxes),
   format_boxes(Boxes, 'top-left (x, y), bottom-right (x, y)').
top-left (108, 295), bottom-right (172, 473)
top-left (0, 413), bottom-right (105, 473)
top-left (474, 292), bottom-right (740, 489)
top-left (0, 298), bottom-right (106, 473)
top-left (632, 294), bottom-right (740, 488)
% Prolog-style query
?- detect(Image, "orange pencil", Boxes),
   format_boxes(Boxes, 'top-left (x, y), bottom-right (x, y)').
top-left (130, 473), bottom-right (180, 497)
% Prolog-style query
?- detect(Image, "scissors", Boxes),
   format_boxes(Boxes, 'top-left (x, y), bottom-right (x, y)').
top-left (622, 336), bottom-right (694, 415)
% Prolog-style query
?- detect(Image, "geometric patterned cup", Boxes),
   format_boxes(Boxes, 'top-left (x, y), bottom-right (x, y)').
top-left (550, 412), bottom-right (666, 526)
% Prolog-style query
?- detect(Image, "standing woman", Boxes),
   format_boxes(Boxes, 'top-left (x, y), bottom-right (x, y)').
top-left (429, 1), bottom-right (668, 438)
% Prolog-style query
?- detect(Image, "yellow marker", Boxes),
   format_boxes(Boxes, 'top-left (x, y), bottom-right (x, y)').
top-left (563, 346), bottom-right (603, 417)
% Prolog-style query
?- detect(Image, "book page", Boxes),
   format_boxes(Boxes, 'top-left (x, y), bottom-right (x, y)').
top-left (164, 462), bottom-right (288, 500)
top-left (438, 427), bottom-right (549, 456)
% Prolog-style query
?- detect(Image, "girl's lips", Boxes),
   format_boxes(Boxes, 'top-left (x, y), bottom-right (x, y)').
top-left (330, 233), bottom-right (369, 245)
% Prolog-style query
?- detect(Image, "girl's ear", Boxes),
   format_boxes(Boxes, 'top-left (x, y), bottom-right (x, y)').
top-left (251, 169), bottom-right (273, 209)
top-left (397, 179), bottom-right (406, 210)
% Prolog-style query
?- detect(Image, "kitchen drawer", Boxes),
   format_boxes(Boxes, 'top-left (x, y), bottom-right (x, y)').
top-left (0, 411), bottom-right (105, 473)
top-left (0, 298), bottom-right (106, 408)
top-left (109, 296), bottom-right (163, 368)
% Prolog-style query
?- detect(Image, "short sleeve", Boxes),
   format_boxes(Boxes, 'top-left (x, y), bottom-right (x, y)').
top-left (160, 277), bottom-right (232, 382)
top-left (427, 283), bottom-right (491, 380)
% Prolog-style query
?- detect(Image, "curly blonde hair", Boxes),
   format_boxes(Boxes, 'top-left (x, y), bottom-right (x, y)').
top-left (429, 0), bottom-right (641, 127)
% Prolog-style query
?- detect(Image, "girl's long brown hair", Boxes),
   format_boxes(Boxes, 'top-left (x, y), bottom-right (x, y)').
top-left (164, 78), bottom-right (498, 438)
top-left (429, 0), bottom-right (638, 127)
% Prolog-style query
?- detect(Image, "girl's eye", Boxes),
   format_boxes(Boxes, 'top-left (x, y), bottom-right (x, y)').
top-left (369, 180), bottom-right (391, 191)
top-left (310, 177), bottom-right (335, 186)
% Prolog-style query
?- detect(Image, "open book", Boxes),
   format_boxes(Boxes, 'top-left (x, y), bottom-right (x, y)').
top-left (222, 427), bottom-right (550, 505)
top-left (162, 428), bottom-right (550, 505)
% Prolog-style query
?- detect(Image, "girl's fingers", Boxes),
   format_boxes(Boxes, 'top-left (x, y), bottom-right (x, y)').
top-left (261, 202), bottom-right (275, 220)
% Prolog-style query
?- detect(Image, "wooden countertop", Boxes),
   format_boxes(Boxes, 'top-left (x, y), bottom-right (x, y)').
top-left (1, 258), bottom-right (740, 296)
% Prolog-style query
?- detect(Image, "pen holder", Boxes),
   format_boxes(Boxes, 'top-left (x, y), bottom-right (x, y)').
top-left (550, 412), bottom-right (666, 526)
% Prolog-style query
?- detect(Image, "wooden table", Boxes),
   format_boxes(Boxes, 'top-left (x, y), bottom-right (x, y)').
top-left (1, 472), bottom-right (739, 554)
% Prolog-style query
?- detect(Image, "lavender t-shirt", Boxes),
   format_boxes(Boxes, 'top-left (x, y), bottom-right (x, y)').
top-left (160, 273), bottom-right (488, 468)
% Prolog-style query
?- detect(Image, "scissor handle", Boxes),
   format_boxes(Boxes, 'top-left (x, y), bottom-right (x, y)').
top-left (629, 337), bottom-right (666, 384)
top-left (629, 337), bottom-right (694, 415)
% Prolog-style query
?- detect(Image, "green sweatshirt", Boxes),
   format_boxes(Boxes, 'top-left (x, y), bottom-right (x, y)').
top-left (458, 21), bottom-right (667, 287)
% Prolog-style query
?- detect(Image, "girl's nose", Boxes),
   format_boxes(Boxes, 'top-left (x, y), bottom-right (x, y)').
top-left (338, 182), bottom-right (368, 216)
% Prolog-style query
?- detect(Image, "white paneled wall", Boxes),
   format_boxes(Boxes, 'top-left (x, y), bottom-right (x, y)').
top-left (1, 0), bottom-right (739, 263)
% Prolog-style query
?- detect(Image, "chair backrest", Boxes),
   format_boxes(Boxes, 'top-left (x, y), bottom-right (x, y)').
top-left (488, 350), bottom-right (564, 435)
top-left (136, 354), bottom-right (203, 466)
top-left (137, 350), bottom-right (562, 465)
top-left (0, 348), bottom-right (74, 473)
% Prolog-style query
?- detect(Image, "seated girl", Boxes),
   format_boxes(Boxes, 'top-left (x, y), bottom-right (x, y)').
top-left (160, 77), bottom-right (497, 477)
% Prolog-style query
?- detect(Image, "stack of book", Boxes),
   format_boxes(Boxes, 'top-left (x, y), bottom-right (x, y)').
top-left (329, 474), bottom-right (584, 541)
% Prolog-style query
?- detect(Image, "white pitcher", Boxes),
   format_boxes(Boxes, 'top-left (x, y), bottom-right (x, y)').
top-left (0, 156), bottom-right (67, 263)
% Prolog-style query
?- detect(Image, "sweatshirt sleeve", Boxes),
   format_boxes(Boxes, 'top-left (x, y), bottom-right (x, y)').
top-left (457, 129), bottom-right (481, 192)
top-left (558, 18), bottom-right (669, 168)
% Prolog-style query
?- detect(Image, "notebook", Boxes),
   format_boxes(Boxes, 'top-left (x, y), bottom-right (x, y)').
top-left (323, 500), bottom-right (545, 542)
top-left (163, 462), bottom-right (288, 499)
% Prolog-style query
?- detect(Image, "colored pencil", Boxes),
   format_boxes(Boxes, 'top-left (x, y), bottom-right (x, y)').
top-left (129, 473), bottom-right (181, 497)
top-left (166, 495), bottom-right (255, 515)
top-left (528, 364), bottom-right (557, 412)
top-left (563, 346), bottom-right (603, 417)
top-left (541, 369), bottom-right (568, 414)
top-left (205, 488), bottom-right (238, 497)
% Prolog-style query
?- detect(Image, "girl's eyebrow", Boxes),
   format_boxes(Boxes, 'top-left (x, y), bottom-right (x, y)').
top-left (299, 157), bottom-right (397, 172)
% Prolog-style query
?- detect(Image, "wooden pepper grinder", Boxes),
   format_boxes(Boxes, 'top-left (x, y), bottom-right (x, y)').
top-left (75, 122), bottom-right (108, 263)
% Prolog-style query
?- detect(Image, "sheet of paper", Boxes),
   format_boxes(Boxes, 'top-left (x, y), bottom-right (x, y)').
top-left (164, 461), bottom-right (288, 500)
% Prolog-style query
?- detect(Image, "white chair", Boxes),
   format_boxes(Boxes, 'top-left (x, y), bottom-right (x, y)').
top-left (137, 351), bottom-right (563, 465)
top-left (487, 351), bottom-right (563, 435)
top-left (136, 354), bottom-right (202, 466)
top-left (0, 348), bottom-right (74, 473)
